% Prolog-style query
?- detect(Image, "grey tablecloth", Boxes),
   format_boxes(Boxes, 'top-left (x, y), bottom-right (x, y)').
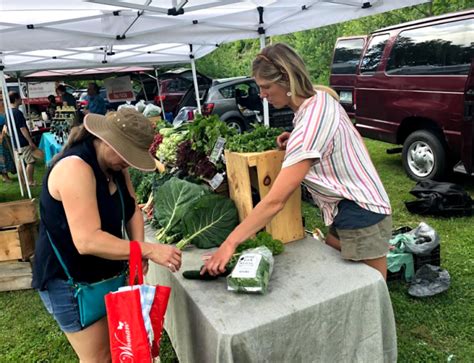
top-left (145, 224), bottom-right (397, 363)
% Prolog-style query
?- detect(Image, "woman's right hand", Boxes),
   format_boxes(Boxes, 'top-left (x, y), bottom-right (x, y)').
top-left (276, 131), bottom-right (291, 150)
top-left (146, 243), bottom-right (182, 272)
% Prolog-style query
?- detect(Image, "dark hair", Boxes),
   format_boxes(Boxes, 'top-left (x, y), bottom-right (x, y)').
top-left (50, 125), bottom-right (96, 167)
top-left (48, 94), bottom-right (56, 103)
top-left (8, 91), bottom-right (21, 104)
top-left (56, 84), bottom-right (66, 93)
top-left (89, 83), bottom-right (100, 93)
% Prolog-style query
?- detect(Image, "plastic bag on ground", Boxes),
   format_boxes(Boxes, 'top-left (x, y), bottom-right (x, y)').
top-left (390, 222), bottom-right (439, 256)
top-left (117, 102), bottom-right (136, 111)
top-left (143, 103), bottom-right (162, 118)
top-left (135, 100), bottom-right (147, 113)
top-left (227, 246), bottom-right (274, 294)
top-left (387, 252), bottom-right (415, 282)
top-left (408, 264), bottom-right (450, 297)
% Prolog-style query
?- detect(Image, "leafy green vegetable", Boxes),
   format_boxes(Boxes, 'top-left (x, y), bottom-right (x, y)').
top-left (156, 131), bottom-right (188, 164)
top-left (226, 124), bottom-right (284, 153)
top-left (135, 173), bottom-right (154, 204)
top-left (187, 114), bottom-right (236, 155)
top-left (227, 246), bottom-right (274, 294)
top-left (236, 231), bottom-right (284, 255)
top-left (129, 167), bottom-right (145, 191)
top-left (176, 194), bottom-right (239, 249)
top-left (153, 177), bottom-right (208, 242)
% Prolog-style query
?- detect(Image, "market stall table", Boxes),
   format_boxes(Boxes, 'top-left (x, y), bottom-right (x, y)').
top-left (39, 132), bottom-right (62, 165)
top-left (145, 225), bottom-right (397, 363)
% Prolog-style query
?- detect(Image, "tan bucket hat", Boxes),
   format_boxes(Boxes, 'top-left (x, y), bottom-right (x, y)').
top-left (84, 109), bottom-right (155, 171)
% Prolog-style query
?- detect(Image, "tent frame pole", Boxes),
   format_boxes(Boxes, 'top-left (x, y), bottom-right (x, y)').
top-left (0, 70), bottom-right (31, 198)
top-left (189, 46), bottom-right (201, 114)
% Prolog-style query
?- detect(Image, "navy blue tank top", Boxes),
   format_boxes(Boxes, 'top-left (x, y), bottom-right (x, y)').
top-left (32, 137), bottom-right (136, 290)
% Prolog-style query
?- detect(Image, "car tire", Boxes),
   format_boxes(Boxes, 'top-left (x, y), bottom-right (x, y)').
top-left (225, 118), bottom-right (245, 134)
top-left (402, 130), bottom-right (447, 181)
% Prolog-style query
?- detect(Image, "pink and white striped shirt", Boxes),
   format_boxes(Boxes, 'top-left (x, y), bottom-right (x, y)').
top-left (282, 91), bottom-right (391, 226)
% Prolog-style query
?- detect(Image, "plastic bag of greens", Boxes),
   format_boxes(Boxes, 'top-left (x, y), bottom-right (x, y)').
top-left (135, 99), bottom-right (147, 113)
top-left (227, 246), bottom-right (274, 294)
top-left (143, 103), bottom-right (162, 118)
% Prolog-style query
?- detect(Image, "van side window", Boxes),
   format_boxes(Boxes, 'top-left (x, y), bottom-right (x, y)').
top-left (360, 34), bottom-right (390, 75)
top-left (386, 19), bottom-right (473, 76)
top-left (331, 38), bottom-right (365, 75)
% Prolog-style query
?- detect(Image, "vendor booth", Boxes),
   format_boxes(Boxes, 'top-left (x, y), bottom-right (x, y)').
top-left (0, 0), bottom-right (429, 361)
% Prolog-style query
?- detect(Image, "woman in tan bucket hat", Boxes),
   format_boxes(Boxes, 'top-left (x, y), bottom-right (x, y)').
top-left (32, 109), bottom-right (182, 362)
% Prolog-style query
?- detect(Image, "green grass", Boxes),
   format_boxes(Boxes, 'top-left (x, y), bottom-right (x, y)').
top-left (1, 139), bottom-right (473, 362)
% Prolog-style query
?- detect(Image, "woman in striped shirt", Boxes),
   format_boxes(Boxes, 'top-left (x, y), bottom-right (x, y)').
top-left (202, 43), bottom-right (392, 279)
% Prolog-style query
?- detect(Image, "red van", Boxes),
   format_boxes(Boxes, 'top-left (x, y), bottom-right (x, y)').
top-left (330, 10), bottom-right (473, 180)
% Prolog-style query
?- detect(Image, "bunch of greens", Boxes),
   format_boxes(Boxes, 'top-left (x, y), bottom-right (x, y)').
top-left (155, 119), bottom-right (169, 132)
top-left (176, 194), bottom-right (239, 249)
top-left (154, 177), bottom-right (207, 243)
top-left (135, 173), bottom-right (154, 204)
top-left (175, 140), bottom-right (217, 179)
top-left (236, 232), bottom-right (284, 255)
top-left (226, 124), bottom-right (284, 153)
top-left (129, 168), bottom-right (144, 190)
top-left (153, 177), bottom-right (239, 248)
top-left (187, 114), bottom-right (236, 154)
top-left (156, 130), bottom-right (189, 164)
top-left (227, 246), bottom-right (274, 294)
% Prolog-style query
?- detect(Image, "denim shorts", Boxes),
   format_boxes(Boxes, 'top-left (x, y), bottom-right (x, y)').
top-left (38, 278), bottom-right (82, 333)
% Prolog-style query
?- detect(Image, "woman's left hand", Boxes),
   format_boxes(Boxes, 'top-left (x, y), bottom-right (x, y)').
top-left (201, 241), bottom-right (236, 276)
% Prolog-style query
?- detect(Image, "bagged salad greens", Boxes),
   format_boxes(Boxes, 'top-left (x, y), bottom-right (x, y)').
top-left (227, 246), bottom-right (274, 294)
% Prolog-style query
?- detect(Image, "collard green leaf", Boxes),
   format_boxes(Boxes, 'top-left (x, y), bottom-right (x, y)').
top-left (153, 177), bottom-right (207, 240)
top-left (177, 194), bottom-right (239, 249)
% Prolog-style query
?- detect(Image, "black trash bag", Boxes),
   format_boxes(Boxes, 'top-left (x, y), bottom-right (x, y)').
top-left (408, 264), bottom-right (450, 298)
top-left (405, 180), bottom-right (473, 217)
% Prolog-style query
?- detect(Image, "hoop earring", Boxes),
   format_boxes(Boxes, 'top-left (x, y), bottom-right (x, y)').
top-left (286, 91), bottom-right (292, 97)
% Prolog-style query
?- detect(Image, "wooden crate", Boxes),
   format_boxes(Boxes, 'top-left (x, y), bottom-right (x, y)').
top-left (0, 261), bottom-right (32, 292)
top-left (0, 223), bottom-right (37, 262)
top-left (0, 199), bottom-right (38, 228)
top-left (148, 116), bottom-right (162, 127)
top-left (224, 150), bottom-right (304, 243)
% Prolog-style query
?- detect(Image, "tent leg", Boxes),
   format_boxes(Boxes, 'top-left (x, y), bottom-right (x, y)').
top-left (0, 71), bottom-right (31, 198)
top-left (260, 34), bottom-right (270, 127)
top-left (154, 67), bottom-right (165, 117)
top-left (190, 56), bottom-right (201, 115)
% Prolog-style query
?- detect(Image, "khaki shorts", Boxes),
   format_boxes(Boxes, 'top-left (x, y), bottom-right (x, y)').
top-left (19, 146), bottom-right (36, 164)
top-left (329, 215), bottom-right (392, 261)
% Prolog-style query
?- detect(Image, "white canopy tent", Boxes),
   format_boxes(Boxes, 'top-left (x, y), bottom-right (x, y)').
top-left (0, 0), bottom-right (429, 198)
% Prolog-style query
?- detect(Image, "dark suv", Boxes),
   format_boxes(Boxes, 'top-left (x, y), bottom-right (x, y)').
top-left (330, 10), bottom-right (473, 180)
top-left (178, 76), bottom-right (294, 133)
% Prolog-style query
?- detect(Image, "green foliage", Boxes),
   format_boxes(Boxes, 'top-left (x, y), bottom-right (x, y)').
top-left (176, 194), bottom-right (239, 249)
top-left (128, 167), bottom-right (144, 191)
top-left (197, 1), bottom-right (474, 85)
top-left (226, 124), bottom-right (283, 153)
top-left (153, 177), bottom-right (208, 242)
top-left (135, 173), bottom-right (154, 204)
top-left (187, 114), bottom-right (237, 155)
top-left (236, 231), bottom-right (285, 256)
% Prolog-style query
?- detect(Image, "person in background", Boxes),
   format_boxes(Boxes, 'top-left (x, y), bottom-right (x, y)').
top-left (0, 94), bottom-right (15, 183)
top-left (33, 108), bottom-right (182, 361)
top-left (83, 83), bottom-right (106, 115)
top-left (203, 43), bottom-right (392, 279)
top-left (8, 91), bottom-right (37, 186)
top-left (46, 94), bottom-right (57, 121)
top-left (56, 84), bottom-right (76, 107)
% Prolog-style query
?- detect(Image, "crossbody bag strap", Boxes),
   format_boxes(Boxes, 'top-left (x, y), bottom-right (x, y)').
top-left (45, 229), bottom-right (75, 284)
top-left (116, 179), bottom-right (126, 239)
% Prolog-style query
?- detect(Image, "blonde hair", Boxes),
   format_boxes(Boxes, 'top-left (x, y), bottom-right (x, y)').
top-left (313, 85), bottom-right (340, 102)
top-left (252, 43), bottom-right (315, 104)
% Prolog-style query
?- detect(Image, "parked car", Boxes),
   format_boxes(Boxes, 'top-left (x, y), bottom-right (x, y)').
top-left (329, 10), bottom-right (473, 180)
top-left (135, 69), bottom-right (212, 116)
top-left (177, 76), bottom-right (294, 133)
